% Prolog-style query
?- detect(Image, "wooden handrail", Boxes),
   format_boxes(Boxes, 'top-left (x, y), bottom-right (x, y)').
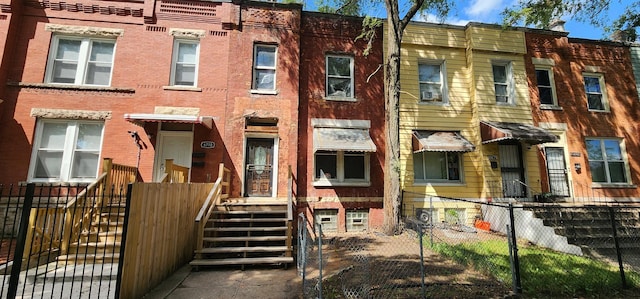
top-left (61, 158), bottom-right (137, 255)
top-left (195, 163), bottom-right (230, 254)
top-left (163, 159), bottom-right (190, 183)
top-left (287, 165), bottom-right (294, 221)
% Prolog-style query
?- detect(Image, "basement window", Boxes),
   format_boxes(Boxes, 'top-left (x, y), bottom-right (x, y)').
top-left (346, 210), bottom-right (368, 232)
top-left (314, 209), bottom-right (338, 233)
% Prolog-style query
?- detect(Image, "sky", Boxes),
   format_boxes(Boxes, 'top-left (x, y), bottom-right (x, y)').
top-left (301, 0), bottom-right (629, 41)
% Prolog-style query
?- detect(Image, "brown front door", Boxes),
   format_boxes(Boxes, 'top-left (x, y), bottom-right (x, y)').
top-left (244, 138), bottom-right (274, 197)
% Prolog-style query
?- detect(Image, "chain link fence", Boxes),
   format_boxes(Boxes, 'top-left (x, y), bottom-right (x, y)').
top-left (298, 194), bottom-right (640, 298)
top-left (297, 211), bottom-right (510, 298)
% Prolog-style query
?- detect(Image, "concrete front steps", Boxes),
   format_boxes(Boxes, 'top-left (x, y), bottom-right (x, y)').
top-left (527, 206), bottom-right (640, 257)
top-left (190, 200), bottom-right (293, 269)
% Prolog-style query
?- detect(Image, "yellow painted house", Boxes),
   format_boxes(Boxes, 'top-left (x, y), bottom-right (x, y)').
top-left (393, 22), bottom-right (557, 225)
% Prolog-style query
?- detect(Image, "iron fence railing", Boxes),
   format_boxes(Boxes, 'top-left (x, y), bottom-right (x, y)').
top-left (0, 183), bottom-right (128, 299)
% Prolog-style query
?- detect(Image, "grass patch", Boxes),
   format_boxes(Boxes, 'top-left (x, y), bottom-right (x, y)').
top-left (431, 239), bottom-right (640, 297)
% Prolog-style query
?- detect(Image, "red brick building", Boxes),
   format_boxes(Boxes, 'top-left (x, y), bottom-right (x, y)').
top-left (297, 13), bottom-right (385, 232)
top-left (0, 0), bottom-right (301, 200)
top-left (525, 28), bottom-right (640, 201)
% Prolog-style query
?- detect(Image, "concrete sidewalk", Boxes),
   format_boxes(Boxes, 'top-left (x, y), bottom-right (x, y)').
top-left (143, 265), bottom-right (302, 299)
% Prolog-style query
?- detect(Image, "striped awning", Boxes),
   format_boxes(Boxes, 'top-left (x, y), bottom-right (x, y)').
top-left (412, 131), bottom-right (475, 153)
top-left (313, 127), bottom-right (376, 152)
top-left (124, 113), bottom-right (215, 129)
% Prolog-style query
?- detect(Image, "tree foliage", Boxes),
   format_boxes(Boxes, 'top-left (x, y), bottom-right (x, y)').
top-left (503, 0), bottom-right (639, 40)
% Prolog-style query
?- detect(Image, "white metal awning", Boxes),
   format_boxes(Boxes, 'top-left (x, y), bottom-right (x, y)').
top-left (124, 113), bottom-right (216, 129)
top-left (313, 127), bottom-right (376, 152)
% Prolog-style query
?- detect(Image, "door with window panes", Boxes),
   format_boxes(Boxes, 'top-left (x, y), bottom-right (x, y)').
top-left (245, 138), bottom-right (274, 197)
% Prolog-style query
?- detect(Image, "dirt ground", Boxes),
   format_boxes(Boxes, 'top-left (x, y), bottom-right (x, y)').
top-left (301, 229), bottom-right (512, 298)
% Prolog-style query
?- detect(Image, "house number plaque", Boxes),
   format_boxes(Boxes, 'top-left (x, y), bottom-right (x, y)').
top-left (201, 141), bottom-right (215, 149)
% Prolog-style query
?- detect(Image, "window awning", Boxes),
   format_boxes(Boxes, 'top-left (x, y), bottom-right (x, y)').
top-left (480, 121), bottom-right (557, 145)
top-left (412, 131), bottom-right (476, 153)
top-left (313, 127), bottom-right (376, 152)
top-left (124, 114), bottom-right (215, 129)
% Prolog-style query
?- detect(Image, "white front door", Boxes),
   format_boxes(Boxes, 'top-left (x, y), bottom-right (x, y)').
top-left (154, 131), bottom-right (193, 182)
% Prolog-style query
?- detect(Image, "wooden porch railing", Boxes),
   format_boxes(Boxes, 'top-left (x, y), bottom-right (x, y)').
top-left (194, 163), bottom-right (230, 255)
top-left (22, 204), bottom-right (65, 261)
top-left (160, 159), bottom-right (190, 183)
top-left (286, 165), bottom-right (296, 257)
top-left (58, 158), bottom-right (137, 255)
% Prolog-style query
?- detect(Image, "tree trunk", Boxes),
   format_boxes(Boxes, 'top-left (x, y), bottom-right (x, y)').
top-left (382, 10), bottom-right (402, 235)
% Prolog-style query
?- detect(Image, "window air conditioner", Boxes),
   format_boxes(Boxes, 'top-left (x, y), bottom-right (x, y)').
top-left (421, 91), bottom-right (434, 101)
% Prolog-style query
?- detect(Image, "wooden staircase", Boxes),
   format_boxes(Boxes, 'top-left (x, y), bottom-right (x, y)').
top-left (190, 201), bottom-right (294, 269)
top-left (57, 202), bottom-right (125, 264)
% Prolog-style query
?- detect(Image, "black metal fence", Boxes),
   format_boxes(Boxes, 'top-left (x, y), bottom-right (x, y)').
top-left (0, 183), bottom-right (129, 299)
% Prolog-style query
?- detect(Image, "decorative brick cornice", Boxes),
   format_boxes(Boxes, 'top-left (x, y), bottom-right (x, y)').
top-left (26, 0), bottom-right (143, 17)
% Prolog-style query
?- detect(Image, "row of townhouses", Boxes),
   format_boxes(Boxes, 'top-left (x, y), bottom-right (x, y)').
top-left (0, 0), bottom-right (639, 232)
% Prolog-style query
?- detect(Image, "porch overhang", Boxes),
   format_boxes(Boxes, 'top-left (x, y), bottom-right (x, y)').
top-left (313, 127), bottom-right (376, 153)
top-left (124, 113), bottom-right (216, 129)
top-left (480, 121), bottom-right (557, 145)
top-left (412, 130), bottom-right (475, 153)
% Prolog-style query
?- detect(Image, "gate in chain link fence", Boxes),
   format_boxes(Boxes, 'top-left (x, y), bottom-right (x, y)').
top-left (0, 183), bottom-right (129, 299)
top-left (297, 212), bottom-right (510, 298)
top-left (404, 191), bottom-right (640, 297)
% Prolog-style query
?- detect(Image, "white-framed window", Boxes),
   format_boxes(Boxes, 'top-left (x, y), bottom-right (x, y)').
top-left (492, 61), bottom-right (514, 104)
top-left (413, 151), bottom-right (462, 183)
top-left (45, 36), bottom-right (116, 86)
top-left (326, 55), bottom-right (354, 99)
top-left (586, 138), bottom-right (629, 184)
top-left (253, 44), bottom-right (277, 91)
top-left (314, 151), bottom-right (369, 184)
top-left (535, 67), bottom-right (557, 106)
top-left (170, 40), bottom-right (199, 87)
top-left (418, 61), bottom-right (447, 103)
top-left (584, 73), bottom-right (608, 111)
top-left (29, 120), bottom-right (105, 182)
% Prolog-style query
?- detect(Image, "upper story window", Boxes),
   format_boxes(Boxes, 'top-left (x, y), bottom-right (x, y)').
top-left (170, 40), bottom-right (199, 87)
top-left (536, 68), bottom-right (558, 106)
top-left (46, 36), bottom-right (115, 86)
top-left (326, 55), bottom-right (354, 99)
top-left (253, 44), bottom-right (277, 91)
top-left (29, 120), bottom-right (104, 182)
top-left (492, 61), bottom-right (514, 104)
top-left (584, 73), bottom-right (608, 111)
top-left (413, 151), bottom-right (461, 183)
top-left (586, 138), bottom-right (629, 184)
top-left (418, 62), bottom-right (447, 103)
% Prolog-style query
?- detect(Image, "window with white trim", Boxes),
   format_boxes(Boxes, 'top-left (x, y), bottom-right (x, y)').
top-left (413, 151), bottom-right (461, 183)
top-left (253, 44), bottom-right (277, 90)
top-left (315, 151), bottom-right (369, 184)
top-left (586, 138), bottom-right (629, 184)
top-left (29, 120), bottom-right (104, 182)
top-left (492, 61), bottom-right (513, 104)
top-left (46, 36), bottom-right (116, 86)
top-left (170, 40), bottom-right (199, 87)
top-left (326, 55), bottom-right (354, 98)
top-left (584, 73), bottom-right (607, 111)
top-left (418, 62), bottom-right (447, 103)
top-left (536, 68), bottom-right (557, 106)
